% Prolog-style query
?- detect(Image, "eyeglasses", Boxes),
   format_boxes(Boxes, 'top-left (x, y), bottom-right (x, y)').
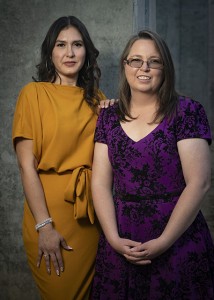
top-left (124, 58), bottom-right (164, 70)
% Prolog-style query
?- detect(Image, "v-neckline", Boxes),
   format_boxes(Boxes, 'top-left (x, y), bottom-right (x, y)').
top-left (119, 119), bottom-right (164, 143)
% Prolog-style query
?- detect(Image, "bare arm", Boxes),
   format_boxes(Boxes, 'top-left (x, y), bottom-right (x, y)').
top-left (92, 142), bottom-right (151, 264)
top-left (126, 138), bottom-right (211, 262)
top-left (15, 138), bottom-right (50, 222)
top-left (15, 138), bottom-right (72, 275)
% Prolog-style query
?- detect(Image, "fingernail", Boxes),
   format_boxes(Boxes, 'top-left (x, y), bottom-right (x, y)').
top-left (56, 270), bottom-right (59, 276)
top-left (60, 267), bottom-right (64, 272)
top-left (37, 262), bottom-right (40, 268)
top-left (68, 246), bottom-right (73, 250)
top-left (47, 268), bottom-right (51, 274)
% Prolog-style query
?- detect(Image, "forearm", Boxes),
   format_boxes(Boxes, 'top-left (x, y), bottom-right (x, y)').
top-left (160, 138), bottom-right (211, 248)
top-left (92, 184), bottom-right (119, 245)
top-left (160, 182), bottom-right (210, 247)
top-left (19, 166), bottom-right (51, 224)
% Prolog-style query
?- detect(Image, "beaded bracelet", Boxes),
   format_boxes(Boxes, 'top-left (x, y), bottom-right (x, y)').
top-left (35, 217), bottom-right (53, 231)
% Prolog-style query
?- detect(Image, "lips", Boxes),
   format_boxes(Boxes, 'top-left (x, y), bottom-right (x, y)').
top-left (64, 61), bottom-right (76, 66)
top-left (137, 75), bottom-right (151, 80)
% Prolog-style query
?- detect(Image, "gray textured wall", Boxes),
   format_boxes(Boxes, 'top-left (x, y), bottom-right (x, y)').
top-left (0, 0), bottom-right (213, 299)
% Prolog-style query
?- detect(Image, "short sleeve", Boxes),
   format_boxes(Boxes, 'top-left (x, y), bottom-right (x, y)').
top-left (94, 108), bottom-right (107, 144)
top-left (176, 97), bottom-right (212, 145)
top-left (12, 82), bottom-right (42, 159)
top-left (12, 85), bottom-right (34, 144)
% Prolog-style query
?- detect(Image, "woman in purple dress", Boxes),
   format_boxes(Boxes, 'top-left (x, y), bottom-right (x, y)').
top-left (90, 30), bottom-right (214, 299)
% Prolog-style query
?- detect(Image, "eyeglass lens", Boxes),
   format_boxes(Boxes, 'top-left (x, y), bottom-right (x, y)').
top-left (127, 58), bottom-right (163, 69)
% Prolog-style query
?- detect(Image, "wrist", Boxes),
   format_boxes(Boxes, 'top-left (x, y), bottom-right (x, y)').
top-left (35, 217), bottom-right (53, 231)
top-left (158, 234), bottom-right (172, 250)
top-left (107, 234), bottom-right (120, 247)
top-left (38, 222), bottom-right (54, 232)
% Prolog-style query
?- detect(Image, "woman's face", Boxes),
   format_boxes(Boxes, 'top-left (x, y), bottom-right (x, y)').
top-left (124, 39), bottom-right (164, 96)
top-left (52, 26), bottom-right (86, 85)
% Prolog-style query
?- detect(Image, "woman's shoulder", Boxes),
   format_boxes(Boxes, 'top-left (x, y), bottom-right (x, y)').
top-left (176, 95), bottom-right (208, 120)
top-left (99, 102), bottom-right (118, 118)
top-left (178, 95), bottom-right (205, 111)
top-left (19, 81), bottom-right (45, 95)
top-left (97, 103), bottom-right (119, 128)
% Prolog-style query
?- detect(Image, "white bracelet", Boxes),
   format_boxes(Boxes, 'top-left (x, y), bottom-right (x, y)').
top-left (35, 217), bottom-right (53, 231)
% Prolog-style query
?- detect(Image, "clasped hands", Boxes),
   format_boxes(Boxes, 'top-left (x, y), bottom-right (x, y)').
top-left (111, 236), bottom-right (169, 265)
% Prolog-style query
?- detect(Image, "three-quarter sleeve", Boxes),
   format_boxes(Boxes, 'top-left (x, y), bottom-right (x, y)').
top-left (176, 97), bottom-right (212, 145)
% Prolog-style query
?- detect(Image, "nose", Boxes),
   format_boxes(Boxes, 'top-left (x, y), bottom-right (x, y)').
top-left (66, 45), bottom-right (75, 57)
top-left (140, 61), bottom-right (149, 71)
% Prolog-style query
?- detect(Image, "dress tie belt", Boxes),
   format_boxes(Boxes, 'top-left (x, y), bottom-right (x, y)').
top-left (64, 166), bottom-right (94, 224)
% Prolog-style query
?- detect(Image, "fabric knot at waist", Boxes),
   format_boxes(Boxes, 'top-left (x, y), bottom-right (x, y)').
top-left (64, 166), bottom-right (94, 224)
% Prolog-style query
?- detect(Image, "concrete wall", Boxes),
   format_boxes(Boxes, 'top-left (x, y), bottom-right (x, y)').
top-left (156, 0), bottom-right (214, 242)
top-left (0, 0), bottom-right (213, 299)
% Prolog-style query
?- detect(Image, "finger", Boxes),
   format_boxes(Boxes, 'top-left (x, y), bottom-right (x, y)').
top-left (50, 252), bottom-right (60, 276)
top-left (130, 245), bottom-right (145, 252)
top-left (124, 239), bottom-right (142, 248)
top-left (37, 250), bottom-right (43, 268)
top-left (130, 259), bottom-right (151, 265)
top-left (124, 254), bottom-right (151, 264)
top-left (99, 100), bottom-right (106, 108)
top-left (109, 99), bottom-right (114, 106)
top-left (60, 238), bottom-right (73, 251)
top-left (104, 100), bottom-right (109, 108)
top-left (129, 249), bottom-right (148, 257)
top-left (124, 253), bottom-right (148, 260)
top-left (55, 250), bottom-right (64, 273)
top-left (43, 253), bottom-right (51, 274)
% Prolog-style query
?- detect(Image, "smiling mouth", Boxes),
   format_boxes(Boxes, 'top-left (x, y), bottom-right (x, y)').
top-left (137, 75), bottom-right (151, 80)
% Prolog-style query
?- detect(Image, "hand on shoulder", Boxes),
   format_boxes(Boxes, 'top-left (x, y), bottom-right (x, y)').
top-left (98, 98), bottom-right (118, 109)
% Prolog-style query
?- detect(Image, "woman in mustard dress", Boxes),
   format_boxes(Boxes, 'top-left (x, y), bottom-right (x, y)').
top-left (12, 16), bottom-right (108, 299)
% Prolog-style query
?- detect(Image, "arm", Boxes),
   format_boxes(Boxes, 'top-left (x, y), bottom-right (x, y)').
top-left (92, 142), bottom-right (151, 264)
top-left (126, 138), bottom-right (211, 262)
top-left (15, 138), bottom-right (72, 275)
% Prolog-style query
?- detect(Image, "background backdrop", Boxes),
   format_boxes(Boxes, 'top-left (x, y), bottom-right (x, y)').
top-left (0, 0), bottom-right (213, 298)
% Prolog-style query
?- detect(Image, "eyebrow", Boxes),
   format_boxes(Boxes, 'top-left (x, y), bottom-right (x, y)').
top-left (129, 54), bottom-right (161, 58)
top-left (55, 39), bottom-right (83, 43)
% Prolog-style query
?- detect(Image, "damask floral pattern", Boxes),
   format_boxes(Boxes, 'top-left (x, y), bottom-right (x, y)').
top-left (91, 97), bottom-right (214, 300)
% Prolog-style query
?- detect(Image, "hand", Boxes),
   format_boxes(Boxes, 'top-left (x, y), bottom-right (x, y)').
top-left (36, 225), bottom-right (73, 276)
top-left (124, 237), bottom-right (169, 265)
top-left (110, 237), bottom-right (151, 265)
top-left (98, 99), bottom-right (118, 108)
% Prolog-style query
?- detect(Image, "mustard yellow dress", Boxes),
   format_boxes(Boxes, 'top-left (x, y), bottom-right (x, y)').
top-left (12, 82), bottom-right (105, 300)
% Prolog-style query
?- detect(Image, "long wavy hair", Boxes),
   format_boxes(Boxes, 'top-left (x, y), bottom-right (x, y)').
top-left (118, 30), bottom-right (178, 123)
top-left (33, 16), bottom-right (101, 109)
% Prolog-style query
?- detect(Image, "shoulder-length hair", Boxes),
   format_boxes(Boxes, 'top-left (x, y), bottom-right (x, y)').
top-left (118, 30), bottom-right (178, 123)
top-left (33, 16), bottom-right (101, 109)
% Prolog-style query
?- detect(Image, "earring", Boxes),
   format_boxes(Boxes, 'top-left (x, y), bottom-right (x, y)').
top-left (46, 60), bottom-right (50, 71)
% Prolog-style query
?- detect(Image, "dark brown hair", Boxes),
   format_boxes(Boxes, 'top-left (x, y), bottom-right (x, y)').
top-left (33, 16), bottom-right (101, 109)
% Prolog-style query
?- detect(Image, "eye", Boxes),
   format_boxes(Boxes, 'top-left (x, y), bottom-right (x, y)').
top-left (73, 41), bottom-right (84, 47)
top-left (149, 58), bottom-right (162, 64)
top-left (56, 42), bottom-right (65, 48)
top-left (130, 58), bottom-right (142, 63)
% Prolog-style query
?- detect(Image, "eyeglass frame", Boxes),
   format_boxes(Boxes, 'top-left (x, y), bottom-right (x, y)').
top-left (124, 57), bottom-right (164, 70)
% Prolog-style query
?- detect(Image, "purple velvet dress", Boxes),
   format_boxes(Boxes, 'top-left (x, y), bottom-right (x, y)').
top-left (90, 96), bottom-right (214, 300)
